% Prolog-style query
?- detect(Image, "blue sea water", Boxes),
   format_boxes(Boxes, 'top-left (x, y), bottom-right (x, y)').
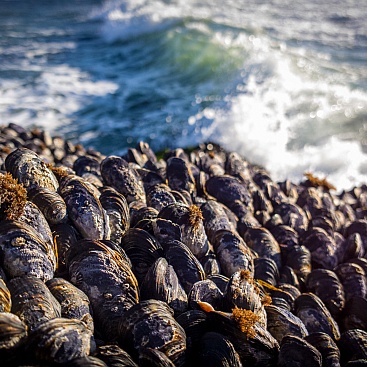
top-left (0, 0), bottom-right (367, 190)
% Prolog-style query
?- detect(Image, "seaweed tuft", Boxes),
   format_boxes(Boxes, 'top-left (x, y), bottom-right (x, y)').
top-left (304, 172), bottom-right (336, 191)
top-left (231, 306), bottom-right (259, 338)
top-left (0, 172), bottom-right (27, 220)
top-left (188, 204), bottom-right (204, 232)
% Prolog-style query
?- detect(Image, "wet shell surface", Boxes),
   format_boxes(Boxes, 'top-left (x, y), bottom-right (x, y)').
top-left (2, 124), bottom-right (367, 366)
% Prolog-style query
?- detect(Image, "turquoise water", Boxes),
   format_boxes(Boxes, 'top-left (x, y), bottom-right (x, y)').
top-left (1, 0), bottom-right (367, 189)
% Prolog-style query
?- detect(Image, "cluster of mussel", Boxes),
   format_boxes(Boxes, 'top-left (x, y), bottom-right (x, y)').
top-left (0, 122), bottom-right (367, 366)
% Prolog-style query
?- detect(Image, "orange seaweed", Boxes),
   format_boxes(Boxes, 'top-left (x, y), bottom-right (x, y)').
top-left (188, 204), bottom-right (204, 232)
top-left (0, 172), bottom-right (27, 220)
top-left (304, 172), bottom-right (336, 191)
top-left (232, 306), bottom-right (259, 338)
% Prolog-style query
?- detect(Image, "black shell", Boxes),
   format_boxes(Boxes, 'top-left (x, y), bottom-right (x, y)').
top-left (294, 293), bottom-right (340, 340)
top-left (97, 344), bottom-right (137, 367)
top-left (338, 329), bottom-right (367, 365)
top-left (265, 304), bottom-right (308, 343)
top-left (118, 299), bottom-right (186, 367)
top-left (303, 227), bottom-right (339, 270)
top-left (100, 155), bottom-right (146, 203)
top-left (59, 175), bottom-right (110, 240)
top-left (146, 184), bottom-right (176, 212)
top-left (334, 262), bottom-right (367, 301)
top-left (46, 277), bottom-right (94, 332)
top-left (5, 147), bottom-right (59, 191)
top-left (18, 201), bottom-right (53, 247)
top-left (205, 175), bottom-right (252, 210)
top-left (305, 332), bottom-right (341, 367)
top-left (159, 202), bottom-right (209, 259)
top-left (225, 270), bottom-right (267, 327)
top-left (52, 222), bottom-right (79, 278)
top-left (28, 186), bottom-right (68, 224)
top-left (203, 307), bottom-right (279, 367)
top-left (166, 157), bottom-right (196, 195)
top-left (243, 228), bottom-right (282, 269)
top-left (0, 278), bottom-right (11, 313)
top-left (278, 335), bottom-right (322, 367)
top-left (120, 228), bottom-right (164, 284)
top-left (200, 200), bottom-right (236, 245)
top-left (8, 275), bottom-right (61, 332)
top-left (140, 257), bottom-right (188, 315)
top-left (212, 230), bottom-right (254, 278)
top-left (0, 312), bottom-right (27, 362)
top-left (188, 279), bottom-right (224, 311)
top-left (0, 220), bottom-right (56, 281)
top-left (163, 239), bottom-right (206, 294)
top-left (197, 331), bottom-right (243, 367)
top-left (68, 239), bottom-right (139, 340)
top-left (25, 317), bottom-right (93, 364)
top-left (306, 269), bottom-right (345, 317)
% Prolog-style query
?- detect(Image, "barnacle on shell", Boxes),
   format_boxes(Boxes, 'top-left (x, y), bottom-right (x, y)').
top-left (304, 172), bottom-right (336, 191)
top-left (0, 173), bottom-right (27, 220)
top-left (231, 306), bottom-right (259, 338)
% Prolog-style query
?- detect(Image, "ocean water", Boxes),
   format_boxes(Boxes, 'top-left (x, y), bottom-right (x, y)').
top-left (1, 0), bottom-right (367, 191)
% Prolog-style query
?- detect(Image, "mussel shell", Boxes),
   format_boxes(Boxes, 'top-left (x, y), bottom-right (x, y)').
top-left (0, 312), bottom-right (27, 361)
top-left (118, 299), bottom-right (186, 367)
top-left (338, 329), bottom-right (367, 365)
top-left (68, 240), bottom-right (139, 340)
top-left (5, 148), bottom-right (59, 191)
top-left (244, 227), bottom-right (282, 269)
top-left (18, 201), bottom-right (53, 248)
top-left (200, 200), bottom-right (236, 245)
top-left (200, 252), bottom-right (221, 276)
top-left (62, 356), bottom-right (108, 367)
top-left (197, 331), bottom-right (243, 367)
top-left (97, 344), bottom-right (137, 367)
top-left (25, 317), bottom-right (93, 364)
top-left (205, 175), bottom-right (252, 209)
top-left (100, 155), bottom-right (146, 203)
top-left (59, 175), bottom-right (110, 240)
top-left (0, 220), bottom-right (56, 281)
top-left (277, 335), bottom-right (322, 367)
top-left (254, 257), bottom-right (279, 286)
top-left (163, 239), bottom-right (206, 294)
top-left (303, 227), bottom-right (339, 270)
top-left (188, 279), bottom-right (224, 311)
top-left (139, 348), bottom-right (176, 367)
top-left (166, 157), bottom-right (196, 195)
top-left (294, 293), bottom-right (340, 340)
top-left (334, 262), bottom-right (367, 301)
top-left (212, 229), bottom-right (254, 278)
top-left (28, 186), bottom-right (68, 225)
top-left (146, 184), bottom-right (176, 212)
top-left (305, 332), bottom-right (341, 367)
top-left (341, 296), bottom-right (367, 331)
top-left (159, 202), bottom-right (209, 259)
top-left (140, 257), bottom-right (188, 315)
top-left (51, 222), bottom-right (79, 278)
top-left (265, 304), bottom-right (308, 343)
top-left (203, 308), bottom-right (279, 367)
top-left (8, 275), bottom-right (61, 332)
top-left (0, 278), bottom-right (11, 312)
top-left (99, 186), bottom-right (130, 244)
top-left (46, 277), bottom-right (94, 332)
top-left (224, 270), bottom-right (267, 327)
top-left (120, 228), bottom-right (164, 284)
top-left (306, 269), bottom-right (345, 317)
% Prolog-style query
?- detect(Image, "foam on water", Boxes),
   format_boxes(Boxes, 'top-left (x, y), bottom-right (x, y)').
top-left (1, 0), bottom-right (367, 192)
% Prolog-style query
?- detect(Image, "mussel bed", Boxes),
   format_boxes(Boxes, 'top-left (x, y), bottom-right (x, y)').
top-left (0, 123), bottom-right (367, 366)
